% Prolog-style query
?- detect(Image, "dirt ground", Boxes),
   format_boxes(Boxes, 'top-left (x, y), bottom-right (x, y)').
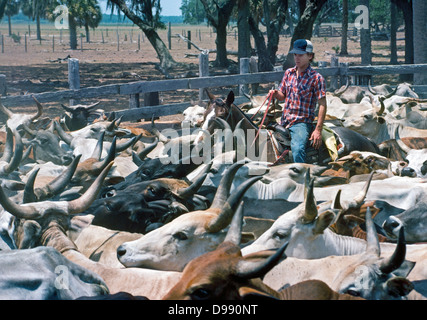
top-left (0, 23), bottom-right (407, 122)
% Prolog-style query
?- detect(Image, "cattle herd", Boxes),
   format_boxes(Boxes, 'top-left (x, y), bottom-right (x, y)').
top-left (0, 79), bottom-right (427, 301)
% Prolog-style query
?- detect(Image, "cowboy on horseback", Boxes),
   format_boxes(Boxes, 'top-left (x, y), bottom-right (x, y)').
top-left (269, 39), bottom-right (327, 163)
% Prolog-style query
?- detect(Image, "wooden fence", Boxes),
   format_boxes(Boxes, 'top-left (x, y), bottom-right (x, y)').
top-left (1, 58), bottom-right (427, 122)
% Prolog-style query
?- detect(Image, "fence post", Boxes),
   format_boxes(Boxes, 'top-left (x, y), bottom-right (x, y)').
top-left (187, 31), bottom-right (191, 50)
top-left (1, 34), bottom-right (4, 53)
top-left (339, 62), bottom-right (349, 87)
top-left (250, 56), bottom-right (259, 95)
top-left (0, 74), bottom-right (6, 96)
top-left (68, 58), bottom-right (80, 106)
top-left (239, 57), bottom-right (250, 96)
top-left (168, 22), bottom-right (172, 50)
top-left (330, 56), bottom-right (339, 90)
top-left (199, 51), bottom-right (209, 100)
top-left (129, 94), bottom-right (140, 109)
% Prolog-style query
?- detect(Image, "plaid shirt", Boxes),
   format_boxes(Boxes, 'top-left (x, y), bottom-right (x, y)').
top-left (278, 65), bottom-right (326, 128)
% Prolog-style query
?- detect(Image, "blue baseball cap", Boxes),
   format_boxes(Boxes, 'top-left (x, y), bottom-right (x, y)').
top-left (290, 39), bottom-right (314, 54)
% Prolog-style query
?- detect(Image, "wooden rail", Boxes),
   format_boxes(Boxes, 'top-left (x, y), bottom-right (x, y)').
top-left (1, 62), bottom-right (427, 121)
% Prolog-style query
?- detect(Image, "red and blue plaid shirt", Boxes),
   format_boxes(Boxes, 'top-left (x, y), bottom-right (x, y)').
top-left (278, 65), bottom-right (326, 128)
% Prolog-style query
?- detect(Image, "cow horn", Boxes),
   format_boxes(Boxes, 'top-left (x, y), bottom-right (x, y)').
top-left (134, 137), bottom-right (158, 161)
top-left (68, 161), bottom-right (114, 214)
top-left (151, 116), bottom-right (170, 144)
top-left (115, 134), bottom-right (141, 153)
top-left (92, 137), bottom-right (116, 172)
top-left (106, 119), bottom-right (117, 132)
top-left (384, 86), bottom-right (398, 99)
top-left (367, 78), bottom-right (377, 95)
top-left (1, 129), bottom-right (23, 175)
top-left (23, 168), bottom-right (39, 203)
top-left (0, 161), bottom-right (113, 220)
top-left (60, 103), bottom-right (74, 113)
top-left (376, 96), bottom-right (385, 116)
top-left (0, 101), bottom-right (14, 119)
top-left (332, 189), bottom-right (342, 210)
top-left (379, 226), bottom-right (407, 274)
top-left (210, 160), bottom-right (248, 210)
top-left (395, 127), bottom-right (412, 154)
top-left (0, 127), bottom-right (13, 163)
top-left (22, 124), bottom-right (37, 137)
top-left (30, 96), bottom-right (43, 122)
top-left (301, 170), bottom-right (318, 224)
top-left (223, 201), bottom-right (244, 246)
top-left (365, 207), bottom-right (381, 256)
top-left (235, 241), bottom-right (288, 280)
top-left (206, 176), bottom-right (262, 233)
top-left (35, 154), bottom-right (81, 201)
top-left (333, 77), bottom-right (350, 96)
top-left (351, 171), bottom-right (374, 207)
top-left (91, 131), bottom-right (105, 160)
top-left (54, 121), bottom-right (73, 145)
top-left (177, 161), bottom-right (212, 199)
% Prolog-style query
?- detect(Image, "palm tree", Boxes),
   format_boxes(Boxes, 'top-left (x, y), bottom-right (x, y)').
top-left (76, 0), bottom-right (102, 42)
top-left (5, 0), bottom-right (20, 36)
top-left (47, 0), bottom-right (102, 50)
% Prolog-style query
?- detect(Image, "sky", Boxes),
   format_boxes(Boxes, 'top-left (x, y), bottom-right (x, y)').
top-left (98, 0), bottom-right (183, 16)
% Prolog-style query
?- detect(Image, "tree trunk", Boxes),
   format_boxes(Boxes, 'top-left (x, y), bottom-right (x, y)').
top-left (248, 16), bottom-right (274, 72)
top-left (36, 15), bottom-right (41, 41)
top-left (108, 0), bottom-right (179, 70)
top-left (284, 0), bottom-right (327, 68)
top-left (359, 0), bottom-right (371, 66)
top-left (392, 0), bottom-right (413, 82)
top-left (340, 0), bottom-right (348, 56)
top-left (85, 23), bottom-right (90, 43)
top-left (265, 0), bottom-right (288, 67)
top-left (69, 16), bottom-right (77, 50)
top-left (389, 0), bottom-right (397, 64)
top-left (413, 0), bottom-right (427, 84)
top-left (215, 16), bottom-right (229, 67)
top-left (7, 15), bottom-right (11, 36)
top-left (237, 0), bottom-right (251, 62)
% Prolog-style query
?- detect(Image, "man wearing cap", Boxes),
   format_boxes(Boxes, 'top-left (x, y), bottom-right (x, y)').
top-left (269, 39), bottom-right (327, 163)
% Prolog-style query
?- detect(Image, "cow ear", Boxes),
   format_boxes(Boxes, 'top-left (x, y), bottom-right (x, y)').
top-left (377, 116), bottom-right (386, 124)
top-left (239, 286), bottom-right (279, 300)
top-left (313, 210), bottom-right (336, 234)
top-left (386, 277), bottom-right (414, 298)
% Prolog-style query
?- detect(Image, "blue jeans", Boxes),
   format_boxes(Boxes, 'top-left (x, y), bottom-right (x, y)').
top-left (288, 122), bottom-right (313, 163)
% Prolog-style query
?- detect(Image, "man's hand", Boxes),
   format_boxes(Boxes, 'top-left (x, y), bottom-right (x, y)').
top-left (309, 127), bottom-right (322, 149)
top-left (269, 89), bottom-right (285, 101)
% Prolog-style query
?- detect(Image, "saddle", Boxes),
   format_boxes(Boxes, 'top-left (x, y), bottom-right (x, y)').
top-left (267, 122), bottom-right (331, 165)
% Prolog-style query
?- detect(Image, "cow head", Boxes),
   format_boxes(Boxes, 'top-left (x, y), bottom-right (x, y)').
top-left (21, 123), bottom-right (74, 166)
top-left (242, 171), bottom-right (376, 258)
top-left (88, 175), bottom-right (210, 234)
top-left (61, 102), bottom-right (102, 131)
top-left (116, 160), bottom-right (262, 271)
top-left (0, 96), bottom-right (43, 131)
top-left (383, 198), bottom-right (427, 243)
top-left (341, 98), bottom-right (386, 139)
top-left (334, 209), bottom-right (414, 300)
top-left (181, 101), bottom-right (207, 128)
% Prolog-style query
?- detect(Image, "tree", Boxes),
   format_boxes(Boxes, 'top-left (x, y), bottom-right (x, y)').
top-left (413, 0), bottom-right (427, 84)
top-left (181, 0), bottom-right (206, 24)
top-left (21, 0), bottom-right (52, 41)
top-left (47, 0), bottom-right (101, 50)
top-left (284, 0), bottom-right (327, 68)
top-left (199, 0), bottom-right (237, 67)
top-left (359, 0), bottom-right (371, 65)
top-left (0, 0), bottom-right (7, 20)
top-left (76, 0), bottom-right (102, 42)
top-left (248, 0), bottom-right (288, 71)
top-left (5, 0), bottom-right (20, 36)
top-left (107, 0), bottom-right (179, 71)
top-left (340, 0), bottom-right (348, 56)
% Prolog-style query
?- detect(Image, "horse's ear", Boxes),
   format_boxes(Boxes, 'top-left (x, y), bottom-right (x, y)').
top-left (205, 89), bottom-right (216, 102)
top-left (226, 91), bottom-right (235, 105)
